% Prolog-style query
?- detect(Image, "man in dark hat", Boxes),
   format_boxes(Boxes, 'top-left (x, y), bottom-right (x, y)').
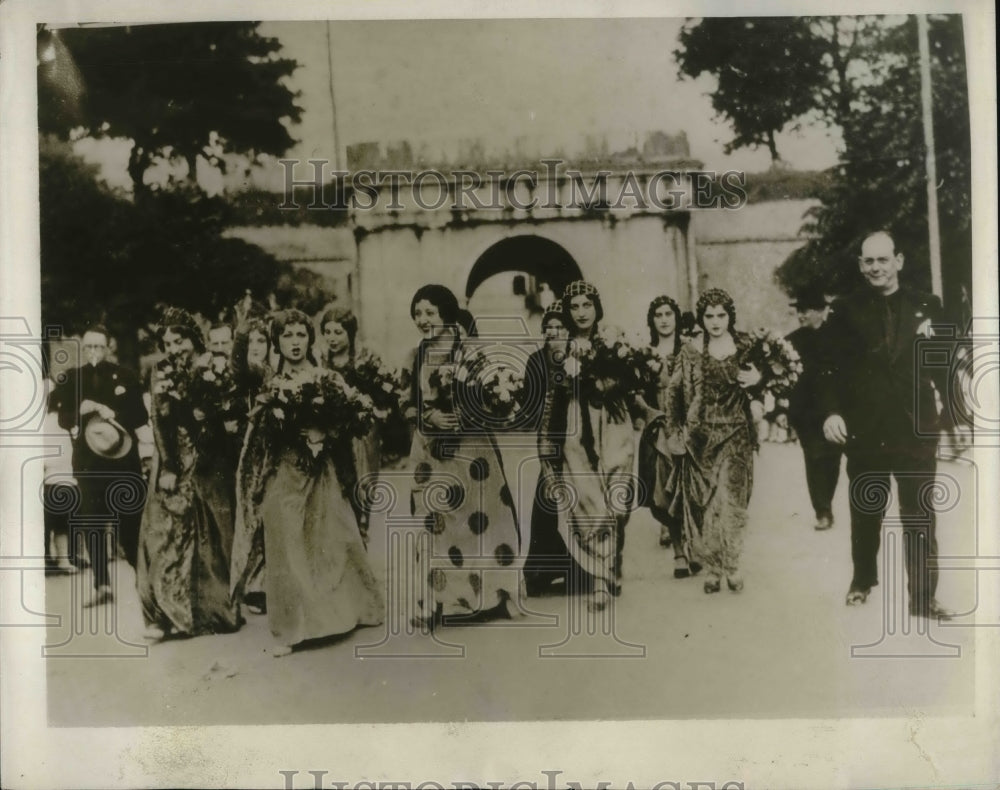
top-left (55, 324), bottom-right (148, 607)
top-left (786, 286), bottom-right (842, 531)
top-left (818, 230), bottom-right (955, 618)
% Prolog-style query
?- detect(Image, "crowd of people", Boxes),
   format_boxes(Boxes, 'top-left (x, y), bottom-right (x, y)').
top-left (43, 229), bottom-right (960, 658)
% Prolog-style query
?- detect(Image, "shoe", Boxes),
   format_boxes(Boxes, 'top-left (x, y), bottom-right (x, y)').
top-left (658, 526), bottom-right (672, 548)
top-left (83, 585), bottom-right (113, 608)
top-left (689, 561), bottom-right (702, 576)
top-left (814, 514), bottom-right (833, 531)
top-left (703, 577), bottom-right (721, 594)
top-left (727, 575), bottom-right (744, 593)
top-left (910, 599), bottom-right (957, 621)
top-left (271, 645), bottom-right (294, 658)
top-left (142, 625), bottom-right (167, 641)
top-left (55, 562), bottom-right (78, 575)
top-left (587, 589), bottom-right (611, 612)
top-left (845, 587), bottom-right (870, 606)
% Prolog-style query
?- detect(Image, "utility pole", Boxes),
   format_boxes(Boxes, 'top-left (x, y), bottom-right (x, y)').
top-left (917, 14), bottom-right (943, 299)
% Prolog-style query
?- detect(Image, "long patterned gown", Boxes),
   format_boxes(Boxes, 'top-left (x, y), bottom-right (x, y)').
top-left (137, 359), bottom-right (241, 636)
top-left (665, 334), bottom-right (757, 579)
top-left (407, 330), bottom-right (522, 620)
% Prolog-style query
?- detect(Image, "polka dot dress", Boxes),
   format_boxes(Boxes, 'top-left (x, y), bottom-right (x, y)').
top-left (409, 437), bottom-right (521, 619)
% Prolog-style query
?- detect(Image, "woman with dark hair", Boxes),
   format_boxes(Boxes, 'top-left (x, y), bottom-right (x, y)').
top-left (406, 284), bottom-right (521, 627)
top-left (522, 303), bottom-right (578, 595)
top-left (138, 307), bottom-right (241, 639)
top-left (538, 281), bottom-right (638, 611)
top-left (665, 288), bottom-right (762, 594)
top-left (637, 295), bottom-right (701, 578)
top-left (231, 309), bottom-right (384, 656)
top-left (228, 310), bottom-right (273, 613)
top-left (320, 305), bottom-right (386, 545)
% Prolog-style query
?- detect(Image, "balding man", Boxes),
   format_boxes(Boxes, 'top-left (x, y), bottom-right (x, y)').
top-left (819, 231), bottom-right (955, 619)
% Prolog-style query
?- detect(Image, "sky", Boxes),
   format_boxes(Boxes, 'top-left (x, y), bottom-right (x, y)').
top-left (75, 18), bottom-right (843, 192)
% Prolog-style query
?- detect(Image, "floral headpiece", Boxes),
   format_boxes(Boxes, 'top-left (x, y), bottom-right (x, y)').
top-left (695, 288), bottom-right (734, 316)
top-left (159, 306), bottom-right (203, 341)
top-left (563, 280), bottom-right (600, 300)
top-left (649, 295), bottom-right (680, 315)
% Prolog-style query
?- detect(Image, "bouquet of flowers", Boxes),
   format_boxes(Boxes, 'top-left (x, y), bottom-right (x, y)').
top-left (563, 326), bottom-right (656, 421)
top-left (429, 346), bottom-right (528, 427)
top-left (739, 329), bottom-right (803, 398)
top-left (186, 353), bottom-right (240, 426)
top-left (341, 351), bottom-right (404, 421)
top-left (257, 369), bottom-right (376, 473)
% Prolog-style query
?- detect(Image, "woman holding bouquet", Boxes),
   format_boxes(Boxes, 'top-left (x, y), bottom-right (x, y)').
top-left (406, 284), bottom-right (522, 627)
top-left (138, 307), bottom-right (241, 639)
top-left (231, 309), bottom-right (384, 656)
top-left (229, 309), bottom-right (273, 613)
top-left (665, 288), bottom-right (762, 594)
top-left (637, 295), bottom-right (701, 578)
top-left (540, 281), bottom-right (639, 611)
top-left (321, 306), bottom-right (400, 546)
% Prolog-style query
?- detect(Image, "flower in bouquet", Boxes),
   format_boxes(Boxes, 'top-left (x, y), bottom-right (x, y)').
top-left (476, 362), bottom-right (527, 419)
top-left (186, 353), bottom-right (238, 424)
top-left (741, 329), bottom-right (803, 398)
top-left (345, 352), bottom-right (404, 420)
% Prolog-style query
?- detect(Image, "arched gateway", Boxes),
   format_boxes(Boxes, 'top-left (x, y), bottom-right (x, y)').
top-left (350, 170), bottom-right (698, 364)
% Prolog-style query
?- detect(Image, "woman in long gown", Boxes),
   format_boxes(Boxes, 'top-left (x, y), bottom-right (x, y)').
top-left (637, 295), bottom-right (701, 578)
top-left (522, 303), bottom-right (584, 596)
top-left (406, 284), bottom-right (522, 627)
top-left (665, 288), bottom-right (762, 593)
top-left (540, 281), bottom-right (637, 611)
top-left (138, 307), bottom-right (241, 639)
top-left (229, 313), bottom-right (273, 614)
top-left (230, 309), bottom-right (384, 656)
top-left (320, 306), bottom-right (384, 547)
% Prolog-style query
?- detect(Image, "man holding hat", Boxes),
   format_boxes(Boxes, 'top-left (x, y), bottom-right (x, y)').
top-left (55, 325), bottom-right (148, 607)
top-left (786, 286), bottom-right (842, 531)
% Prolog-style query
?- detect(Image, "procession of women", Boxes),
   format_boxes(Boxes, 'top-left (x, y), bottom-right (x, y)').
top-left (62, 280), bottom-right (802, 657)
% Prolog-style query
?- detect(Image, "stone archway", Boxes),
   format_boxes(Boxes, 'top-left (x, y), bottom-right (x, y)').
top-left (465, 234), bottom-right (583, 301)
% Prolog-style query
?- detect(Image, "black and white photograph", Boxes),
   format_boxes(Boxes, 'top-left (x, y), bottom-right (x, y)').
top-left (1, 1), bottom-right (997, 788)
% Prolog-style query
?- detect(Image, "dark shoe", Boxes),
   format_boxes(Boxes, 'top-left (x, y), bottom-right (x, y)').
top-left (689, 561), bottom-right (702, 576)
top-left (673, 557), bottom-right (690, 578)
top-left (83, 585), bottom-right (114, 608)
top-left (703, 577), bottom-right (721, 594)
top-left (814, 514), bottom-right (833, 531)
top-left (846, 587), bottom-right (870, 606)
top-left (910, 599), bottom-right (956, 621)
top-left (658, 525), bottom-right (672, 548)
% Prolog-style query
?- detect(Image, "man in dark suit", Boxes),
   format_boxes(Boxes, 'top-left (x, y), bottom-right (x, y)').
top-left (55, 325), bottom-right (148, 606)
top-left (819, 231), bottom-right (955, 618)
top-left (786, 287), bottom-right (842, 531)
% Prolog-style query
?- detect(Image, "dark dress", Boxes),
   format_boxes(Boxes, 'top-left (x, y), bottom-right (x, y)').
top-left (666, 336), bottom-right (757, 580)
top-left (522, 346), bottom-right (588, 595)
top-left (137, 356), bottom-right (241, 636)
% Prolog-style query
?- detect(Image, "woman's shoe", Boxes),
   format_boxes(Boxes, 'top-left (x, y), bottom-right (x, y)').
top-left (727, 575), bottom-right (744, 593)
top-left (271, 645), bottom-right (293, 658)
top-left (587, 588), bottom-right (611, 612)
top-left (673, 557), bottom-right (690, 579)
top-left (658, 525), bottom-right (672, 548)
top-left (703, 577), bottom-right (721, 594)
top-left (142, 625), bottom-right (167, 642)
top-left (689, 561), bottom-right (703, 576)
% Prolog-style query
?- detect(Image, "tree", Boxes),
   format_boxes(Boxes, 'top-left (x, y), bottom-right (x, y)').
top-left (675, 18), bottom-right (828, 162)
top-left (776, 15), bottom-right (971, 316)
top-left (38, 22), bottom-right (302, 197)
top-left (39, 137), bottom-right (306, 366)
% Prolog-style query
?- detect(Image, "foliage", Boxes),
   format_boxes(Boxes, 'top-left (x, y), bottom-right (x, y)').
top-left (676, 18), bottom-right (828, 162)
top-left (775, 15), bottom-right (971, 314)
top-left (39, 137), bottom-right (293, 364)
top-left (39, 22), bottom-right (302, 197)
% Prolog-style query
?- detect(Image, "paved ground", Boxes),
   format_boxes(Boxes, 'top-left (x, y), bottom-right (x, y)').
top-left (45, 443), bottom-right (979, 726)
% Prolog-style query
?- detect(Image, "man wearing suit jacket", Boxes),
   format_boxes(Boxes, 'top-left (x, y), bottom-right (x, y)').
top-left (786, 287), bottom-right (842, 532)
top-left (819, 231), bottom-right (955, 618)
top-left (55, 325), bottom-right (148, 607)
